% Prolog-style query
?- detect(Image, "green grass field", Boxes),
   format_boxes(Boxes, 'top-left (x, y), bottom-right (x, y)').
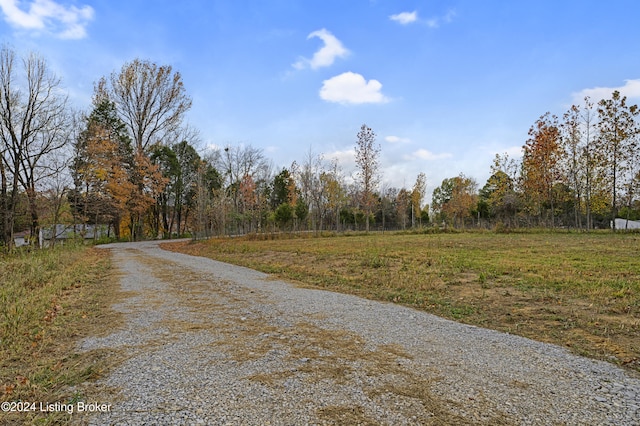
top-left (166, 230), bottom-right (640, 373)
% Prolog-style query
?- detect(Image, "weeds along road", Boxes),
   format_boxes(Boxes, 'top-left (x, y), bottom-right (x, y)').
top-left (78, 240), bottom-right (640, 425)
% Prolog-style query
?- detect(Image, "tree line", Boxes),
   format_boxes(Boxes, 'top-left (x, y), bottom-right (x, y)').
top-left (2, 47), bottom-right (639, 250)
top-left (432, 93), bottom-right (640, 230)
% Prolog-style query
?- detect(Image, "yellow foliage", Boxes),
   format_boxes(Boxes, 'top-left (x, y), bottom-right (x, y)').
top-left (589, 190), bottom-right (610, 216)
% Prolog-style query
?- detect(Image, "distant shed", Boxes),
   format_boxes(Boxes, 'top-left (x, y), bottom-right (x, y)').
top-left (612, 218), bottom-right (640, 230)
top-left (38, 224), bottom-right (109, 247)
top-left (13, 230), bottom-right (31, 247)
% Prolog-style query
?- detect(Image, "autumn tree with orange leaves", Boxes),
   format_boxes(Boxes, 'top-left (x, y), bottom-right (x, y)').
top-left (101, 59), bottom-right (191, 239)
top-left (432, 174), bottom-right (478, 228)
top-left (521, 112), bottom-right (563, 227)
top-left (71, 98), bottom-right (134, 239)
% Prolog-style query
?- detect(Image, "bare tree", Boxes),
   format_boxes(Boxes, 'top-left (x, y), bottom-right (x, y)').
top-left (354, 124), bottom-right (381, 232)
top-left (40, 148), bottom-right (73, 247)
top-left (212, 144), bottom-right (270, 234)
top-left (102, 59), bottom-right (191, 239)
top-left (215, 145), bottom-right (270, 189)
top-left (561, 104), bottom-right (585, 228)
top-left (0, 47), bottom-right (70, 248)
top-left (320, 158), bottom-right (346, 231)
top-left (579, 98), bottom-right (599, 230)
top-left (297, 147), bottom-right (324, 231)
top-left (378, 183), bottom-right (398, 231)
top-left (164, 124), bottom-right (202, 149)
top-left (560, 97), bottom-right (601, 229)
top-left (396, 188), bottom-right (410, 229)
top-left (109, 59), bottom-right (192, 152)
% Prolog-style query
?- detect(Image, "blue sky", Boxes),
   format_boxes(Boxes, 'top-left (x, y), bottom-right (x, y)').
top-left (1, 0), bottom-right (639, 202)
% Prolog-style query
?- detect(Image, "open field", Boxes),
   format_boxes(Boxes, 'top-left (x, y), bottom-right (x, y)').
top-left (164, 231), bottom-right (640, 373)
top-left (0, 245), bottom-right (120, 424)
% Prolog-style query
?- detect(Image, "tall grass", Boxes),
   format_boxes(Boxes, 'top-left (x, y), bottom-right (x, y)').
top-left (2, 245), bottom-right (86, 349)
top-left (1, 243), bottom-right (112, 423)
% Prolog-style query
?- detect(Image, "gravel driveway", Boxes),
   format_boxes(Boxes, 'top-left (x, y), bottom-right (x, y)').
top-left (78, 240), bottom-right (640, 425)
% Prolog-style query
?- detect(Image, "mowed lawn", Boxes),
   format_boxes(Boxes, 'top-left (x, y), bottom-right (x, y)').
top-left (165, 231), bottom-right (640, 372)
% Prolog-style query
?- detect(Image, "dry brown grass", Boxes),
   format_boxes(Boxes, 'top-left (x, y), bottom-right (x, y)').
top-left (0, 245), bottom-right (124, 425)
top-left (163, 231), bottom-right (640, 374)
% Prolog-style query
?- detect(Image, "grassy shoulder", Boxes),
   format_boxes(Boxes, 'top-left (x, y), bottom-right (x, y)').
top-left (164, 231), bottom-right (640, 374)
top-left (0, 244), bottom-right (119, 424)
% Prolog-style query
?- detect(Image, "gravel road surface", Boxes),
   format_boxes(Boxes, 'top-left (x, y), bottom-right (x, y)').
top-left (77, 240), bottom-right (640, 425)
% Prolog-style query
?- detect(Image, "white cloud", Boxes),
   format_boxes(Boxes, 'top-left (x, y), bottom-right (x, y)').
top-left (206, 142), bottom-right (222, 152)
top-left (0, 0), bottom-right (94, 39)
top-left (390, 9), bottom-right (455, 28)
top-left (385, 135), bottom-right (411, 144)
top-left (501, 146), bottom-right (524, 159)
top-left (425, 9), bottom-right (457, 28)
top-left (320, 72), bottom-right (389, 105)
top-left (325, 148), bottom-right (357, 183)
top-left (425, 19), bottom-right (438, 28)
top-left (572, 79), bottom-right (640, 104)
top-left (389, 11), bottom-right (417, 25)
top-left (327, 148), bottom-right (355, 165)
top-left (443, 9), bottom-right (456, 24)
top-left (404, 149), bottom-right (452, 161)
top-left (293, 28), bottom-right (349, 70)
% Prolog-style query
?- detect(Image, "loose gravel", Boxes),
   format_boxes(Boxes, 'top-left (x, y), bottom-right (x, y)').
top-left (75, 240), bottom-right (640, 425)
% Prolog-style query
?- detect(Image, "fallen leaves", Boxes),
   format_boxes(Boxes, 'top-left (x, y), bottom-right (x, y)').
top-left (43, 299), bottom-right (63, 323)
top-left (1, 375), bottom-right (30, 397)
top-left (1, 383), bottom-right (15, 396)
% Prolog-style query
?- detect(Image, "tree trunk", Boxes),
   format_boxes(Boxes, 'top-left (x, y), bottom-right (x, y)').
top-left (113, 216), bottom-right (121, 240)
top-left (26, 185), bottom-right (40, 248)
top-left (549, 188), bottom-right (555, 229)
top-left (365, 209), bottom-right (370, 232)
top-left (0, 158), bottom-right (11, 249)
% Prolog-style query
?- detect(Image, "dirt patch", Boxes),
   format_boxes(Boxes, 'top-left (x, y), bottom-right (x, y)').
top-left (316, 405), bottom-right (379, 425)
